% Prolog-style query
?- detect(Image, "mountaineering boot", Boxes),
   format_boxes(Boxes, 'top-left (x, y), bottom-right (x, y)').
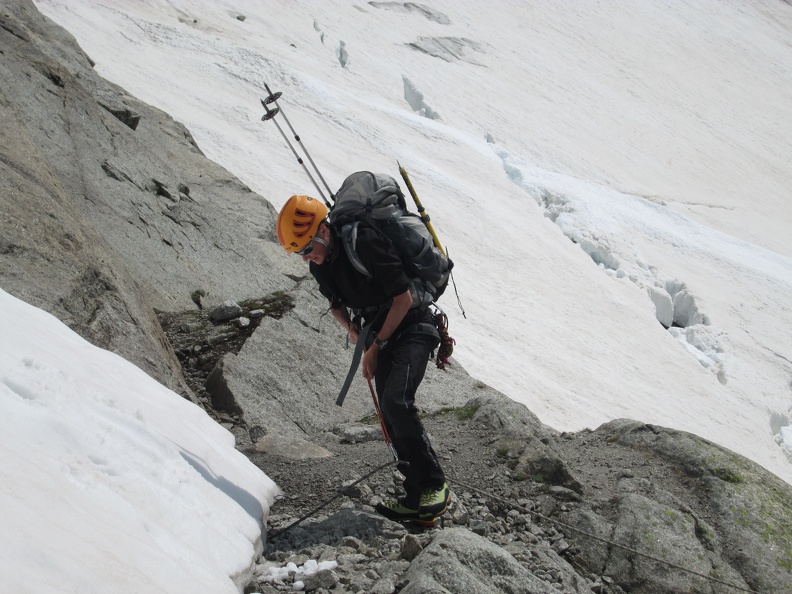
top-left (375, 498), bottom-right (439, 527)
top-left (418, 482), bottom-right (450, 518)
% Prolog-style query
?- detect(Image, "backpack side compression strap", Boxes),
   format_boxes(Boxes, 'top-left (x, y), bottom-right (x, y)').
top-left (340, 222), bottom-right (372, 277)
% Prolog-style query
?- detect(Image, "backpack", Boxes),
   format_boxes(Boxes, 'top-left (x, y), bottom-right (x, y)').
top-left (328, 171), bottom-right (453, 307)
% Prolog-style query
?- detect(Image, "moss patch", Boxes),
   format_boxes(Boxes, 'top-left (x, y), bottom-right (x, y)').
top-left (435, 403), bottom-right (481, 421)
top-left (157, 291), bottom-right (294, 411)
top-left (711, 466), bottom-right (743, 484)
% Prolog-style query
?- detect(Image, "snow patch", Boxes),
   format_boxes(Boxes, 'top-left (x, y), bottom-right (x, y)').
top-left (313, 19), bottom-right (325, 44)
top-left (494, 144), bottom-right (726, 382)
top-left (0, 288), bottom-right (280, 592)
top-left (569, 232), bottom-right (621, 272)
top-left (402, 76), bottom-right (440, 120)
top-left (336, 40), bottom-right (349, 68)
top-left (368, 2), bottom-right (451, 25)
top-left (775, 406), bottom-right (792, 464)
top-left (777, 424), bottom-right (792, 463)
top-left (668, 282), bottom-right (709, 328)
top-left (407, 36), bottom-right (484, 64)
top-left (258, 559), bottom-right (338, 585)
top-left (668, 325), bottom-right (726, 384)
top-left (647, 280), bottom-right (710, 330)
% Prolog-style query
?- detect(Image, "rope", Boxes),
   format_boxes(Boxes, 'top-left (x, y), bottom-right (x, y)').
top-left (445, 473), bottom-right (758, 594)
top-left (434, 310), bottom-right (455, 370)
top-left (267, 460), bottom-right (395, 541)
top-left (264, 455), bottom-right (756, 592)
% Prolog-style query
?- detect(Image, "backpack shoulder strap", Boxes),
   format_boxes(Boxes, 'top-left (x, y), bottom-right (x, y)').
top-left (339, 222), bottom-right (372, 277)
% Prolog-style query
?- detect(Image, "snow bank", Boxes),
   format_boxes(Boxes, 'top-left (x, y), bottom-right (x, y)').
top-left (0, 288), bottom-right (280, 593)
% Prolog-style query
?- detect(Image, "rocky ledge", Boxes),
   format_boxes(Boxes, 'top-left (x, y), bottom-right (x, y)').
top-left (161, 295), bottom-right (792, 594)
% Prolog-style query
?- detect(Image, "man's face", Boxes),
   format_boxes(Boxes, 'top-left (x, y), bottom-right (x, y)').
top-left (299, 225), bottom-right (328, 265)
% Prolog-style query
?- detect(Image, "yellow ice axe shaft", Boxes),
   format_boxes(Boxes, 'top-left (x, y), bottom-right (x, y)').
top-left (397, 162), bottom-right (446, 257)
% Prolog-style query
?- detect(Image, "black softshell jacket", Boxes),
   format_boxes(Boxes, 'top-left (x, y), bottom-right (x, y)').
top-left (309, 225), bottom-right (411, 317)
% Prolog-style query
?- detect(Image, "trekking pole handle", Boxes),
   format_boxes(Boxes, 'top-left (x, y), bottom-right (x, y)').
top-left (397, 163), bottom-right (446, 257)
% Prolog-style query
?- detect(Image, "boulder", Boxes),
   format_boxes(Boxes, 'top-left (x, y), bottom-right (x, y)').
top-left (399, 528), bottom-right (559, 594)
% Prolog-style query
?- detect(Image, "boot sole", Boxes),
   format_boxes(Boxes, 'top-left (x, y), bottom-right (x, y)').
top-left (376, 509), bottom-right (440, 527)
top-left (417, 492), bottom-right (451, 518)
top-left (412, 501), bottom-right (450, 527)
top-left (378, 491), bottom-right (452, 527)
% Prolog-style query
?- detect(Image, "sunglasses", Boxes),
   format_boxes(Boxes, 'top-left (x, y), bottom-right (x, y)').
top-left (297, 236), bottom-right (321, 256)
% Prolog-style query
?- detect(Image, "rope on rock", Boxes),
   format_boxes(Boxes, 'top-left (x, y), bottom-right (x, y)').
top-left (434, 310), bottom-right (455, 370)
top-left (267, 460), bottom-right (396, 541)
top-left (445, 473), bottom-right (758, 594)
top-left (264, 461), bottom-right (757, 593)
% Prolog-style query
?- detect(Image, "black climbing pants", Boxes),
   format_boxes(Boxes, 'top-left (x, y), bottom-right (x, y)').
top-left (374, 325), bottom-right (445, 507)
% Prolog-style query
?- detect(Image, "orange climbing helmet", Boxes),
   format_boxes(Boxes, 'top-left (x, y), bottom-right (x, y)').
top-left (276, 195), bottom-right (328, 253)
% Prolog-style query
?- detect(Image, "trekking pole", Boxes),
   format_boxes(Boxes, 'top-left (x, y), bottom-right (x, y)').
top-left (397, 162), bottom-right (446, 256)
top-left (260, 93), bottom-right (331, 208)
top-left (260, 83), bottom-right (334, 207)
top-left (367, 378), bottom-right (399, 462)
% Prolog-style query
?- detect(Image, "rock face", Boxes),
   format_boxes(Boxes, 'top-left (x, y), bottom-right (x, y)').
top-left (251, 373), bottom-right (792, 593)
top-left (3, 2), bottom-right (792, 593)
top-left (400, 528), bottom-right (560, 594)
top-left (583, 420), bottom-right (792, 593)
top-left (0, 0), bottom-right (296, 393)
